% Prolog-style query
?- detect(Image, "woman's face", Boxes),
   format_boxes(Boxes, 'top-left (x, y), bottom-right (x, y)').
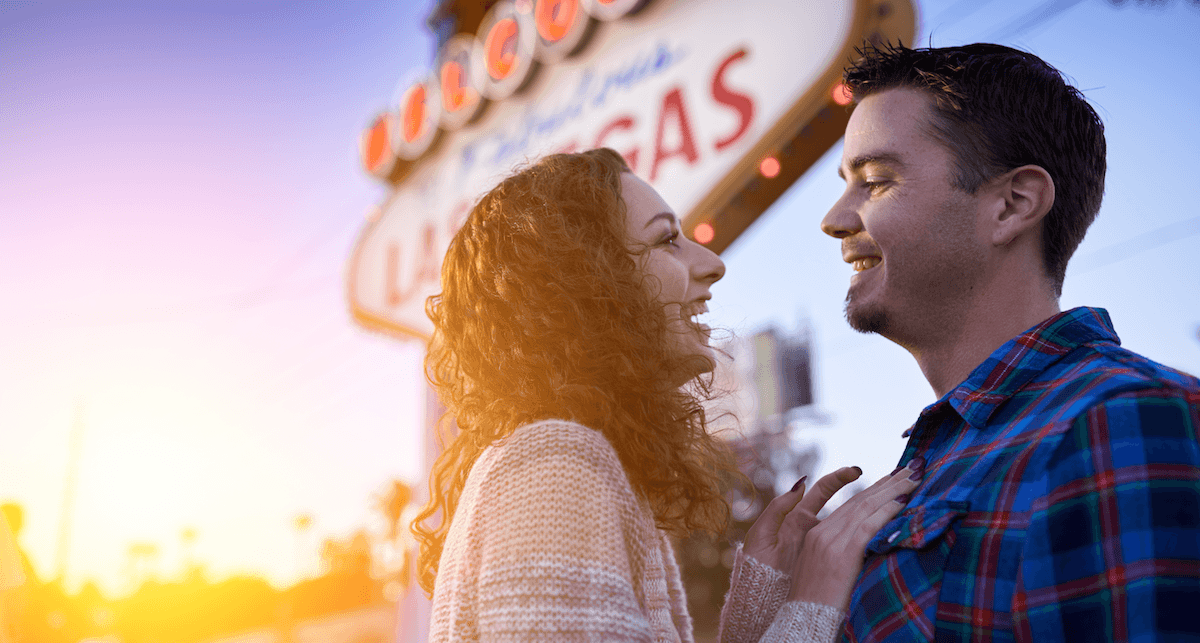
top-left (620, 172), bottom-right (726, 381)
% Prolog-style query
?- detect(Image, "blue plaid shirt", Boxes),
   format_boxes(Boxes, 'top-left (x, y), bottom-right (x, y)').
top-left (843, 307), bottom-right (1200, 642)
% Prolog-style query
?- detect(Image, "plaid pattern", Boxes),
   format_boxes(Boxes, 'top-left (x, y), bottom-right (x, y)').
top-left (843, 307), bottom-right (1200, 642)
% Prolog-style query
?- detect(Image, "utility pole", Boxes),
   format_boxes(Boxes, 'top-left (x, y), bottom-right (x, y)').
top-left (55, 401), bottom-right (85, 585)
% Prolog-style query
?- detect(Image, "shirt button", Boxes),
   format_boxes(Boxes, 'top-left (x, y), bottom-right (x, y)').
top-left (888, 531), bottom-right (901, 544)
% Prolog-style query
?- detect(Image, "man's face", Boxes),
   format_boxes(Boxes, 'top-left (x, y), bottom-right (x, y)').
top-left (821, 88), bottom-right (987, 342)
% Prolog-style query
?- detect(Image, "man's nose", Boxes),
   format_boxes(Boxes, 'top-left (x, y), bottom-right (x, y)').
top-left (821, 193), bottom-right (863, 239)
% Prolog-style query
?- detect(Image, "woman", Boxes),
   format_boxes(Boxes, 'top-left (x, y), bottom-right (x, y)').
top-left (413, 148), bottom-right (919, 642)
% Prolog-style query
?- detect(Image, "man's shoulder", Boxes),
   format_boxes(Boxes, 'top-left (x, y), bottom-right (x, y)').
top-left (987, 339), bottom-right (1200, 449)
top-left (1011, 342), bottom-right (1200, 467)
top-left (1042, 338), bottom-right (1200, 404)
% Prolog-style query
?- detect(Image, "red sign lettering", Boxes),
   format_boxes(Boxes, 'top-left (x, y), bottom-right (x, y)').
top-left (650, 87), bottom-right (699, 182)
top-left (593, 115), bottom-right (639, 173)
top-left (712, 48), bottom-right (754, 151)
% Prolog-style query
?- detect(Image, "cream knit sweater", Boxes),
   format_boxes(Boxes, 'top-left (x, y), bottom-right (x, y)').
top-left (429, 419), bottom-right (844, 642)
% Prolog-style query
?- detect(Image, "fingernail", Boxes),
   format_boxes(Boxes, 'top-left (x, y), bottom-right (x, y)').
top-left (906, 456), bottom-right (925, 471)
top-left (851, 466), bottom-right (863, 476)
top-left (791, 476), bottom-right (807, 493)
top-left (908, 467), bottom-right (923, 481)
top-left (894, 493), bottom-right (911, 504)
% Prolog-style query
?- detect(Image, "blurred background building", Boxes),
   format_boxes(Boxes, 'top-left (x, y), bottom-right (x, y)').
top-left (681, 324), bottom-right (833, 638)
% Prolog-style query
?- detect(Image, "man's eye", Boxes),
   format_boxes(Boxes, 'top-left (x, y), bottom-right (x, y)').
top-left (863, 179), bottom-right (888, 194)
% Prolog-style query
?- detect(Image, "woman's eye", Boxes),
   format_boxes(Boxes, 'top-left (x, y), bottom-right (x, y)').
top-left (661, 230), bottom-right (681, 247)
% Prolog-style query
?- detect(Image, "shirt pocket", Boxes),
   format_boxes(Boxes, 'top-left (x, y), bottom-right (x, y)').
top-left (867, 500), bottom-right (970, 554)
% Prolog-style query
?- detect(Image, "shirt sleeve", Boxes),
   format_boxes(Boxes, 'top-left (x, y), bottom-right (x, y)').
top-left (1013, 386), bottom-right (1200, 642)
top-left (473, 425), bottom-right (653, 642)
top-left (717, 544), bottom-right (845, 643)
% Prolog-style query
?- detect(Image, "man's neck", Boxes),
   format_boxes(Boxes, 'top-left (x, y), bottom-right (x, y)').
top-left (909, 294), bottom-right (1061, 399)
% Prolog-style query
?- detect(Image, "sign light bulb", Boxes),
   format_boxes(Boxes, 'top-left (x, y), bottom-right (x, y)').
top-left (759, 156), bottom-right (780, 178)
top-left (486, 18), bottom-right (521, 79)
top-left (536, 0), bottom-right (579, 42)
top-left (363, 116), bottom-right (391, 173)
top-left (402, 85), bottom-right (427, 143)
top-left (832, 82), bottom-right (853, 106)
top-left (441, 62), bottom-right (468, 110)
top-left (693, 223), bottom-right (715, 245)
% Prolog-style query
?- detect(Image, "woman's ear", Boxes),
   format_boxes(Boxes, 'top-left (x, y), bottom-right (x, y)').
top-left (989, 165), bottom-right (1055, 247)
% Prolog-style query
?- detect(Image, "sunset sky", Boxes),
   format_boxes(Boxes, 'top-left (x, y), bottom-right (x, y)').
top-left (3, 0), bottom-right (1198, 597)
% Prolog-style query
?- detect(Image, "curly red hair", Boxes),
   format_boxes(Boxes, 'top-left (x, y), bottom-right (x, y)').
top-left (412, 148), bottom-right (736, 596)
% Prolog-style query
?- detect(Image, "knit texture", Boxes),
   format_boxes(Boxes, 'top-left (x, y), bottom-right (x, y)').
top-left (429, 419), bottom-right (845, 643)
top-left (758, 602), bottom-right (845, 643)
top-left (429, 419), bottom-right (693, 642)
top-left (718, 544), bottom-right (846, 643)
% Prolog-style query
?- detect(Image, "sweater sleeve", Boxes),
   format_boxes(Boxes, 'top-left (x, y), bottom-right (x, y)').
top-left (756, 601), bottom-right (844, 643)
top-left (717, 544), bottom-right (845, 643)
top-left (472, 422), bottom-right (653, 642)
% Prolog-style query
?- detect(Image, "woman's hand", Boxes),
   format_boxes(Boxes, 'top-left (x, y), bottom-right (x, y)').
top-left (787, 458), bottom-right (924, 609)
top-left (742, 466), bottom-right (869, 574)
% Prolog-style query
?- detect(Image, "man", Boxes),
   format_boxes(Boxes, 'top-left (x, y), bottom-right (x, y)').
top-left (821, 43), bottom-right (1200, 642)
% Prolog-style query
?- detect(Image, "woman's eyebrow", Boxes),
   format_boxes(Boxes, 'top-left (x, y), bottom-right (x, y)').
top-left (643, 212), bottom-right (678, 229)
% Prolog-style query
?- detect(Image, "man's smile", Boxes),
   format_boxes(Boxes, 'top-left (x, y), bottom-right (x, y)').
top-left (851, 257), bottom-right (881, 272)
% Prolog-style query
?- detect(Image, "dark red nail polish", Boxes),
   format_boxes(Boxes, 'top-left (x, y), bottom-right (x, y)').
top-left (894, 493), bottom-right (911, 504)
top-left (791, 476), bottom-right (807, 493)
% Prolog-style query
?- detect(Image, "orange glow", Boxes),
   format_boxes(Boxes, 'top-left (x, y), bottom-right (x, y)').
top-left (363, 115), bottom-right (390, 173)
top-left (486, 18), bottom-right (520, 80)
top-left (402, 85), bottom-right (426, 143)
top-left (832, 82), bottom-right (853, 106)
top-left (759, 156), bottom-right (780, 178)
top-left (441, 61), bottom-right (468, 111)
top-left (693, 222), bottom-right (715, 244)
top-left (536, 0), bottom-right (579, 42)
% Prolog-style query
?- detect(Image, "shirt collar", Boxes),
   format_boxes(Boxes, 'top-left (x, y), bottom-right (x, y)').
top-left (920, 307), bottom-right (1120, 431)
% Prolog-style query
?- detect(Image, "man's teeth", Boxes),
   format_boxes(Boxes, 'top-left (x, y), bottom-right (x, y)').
top-left (852, 257), bottom-right (881, 272)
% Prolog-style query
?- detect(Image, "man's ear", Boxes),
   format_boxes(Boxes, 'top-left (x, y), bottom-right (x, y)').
top-left (989, 165), bottom-right (1055, 247)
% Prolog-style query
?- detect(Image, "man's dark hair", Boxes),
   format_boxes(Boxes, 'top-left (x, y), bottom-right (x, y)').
top-left (843, 43), bottom-right (1106, 296)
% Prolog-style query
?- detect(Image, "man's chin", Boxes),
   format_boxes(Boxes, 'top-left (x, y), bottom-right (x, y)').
top-left (845, 299), bottom-right (890, 335)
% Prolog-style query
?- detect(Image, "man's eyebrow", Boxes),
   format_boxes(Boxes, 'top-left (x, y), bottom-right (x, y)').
top-left (643, 212), bottom-right (679, 228)
top-left (837, 153), bottom-right (906, 180)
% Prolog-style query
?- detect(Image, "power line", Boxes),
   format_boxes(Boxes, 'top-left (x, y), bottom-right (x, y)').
top-left (990, 0), bottom-right (1088, 42)
top-left (925, 0), bottom-right (1002, 34)
top-left (1069, 215), bottom-right (1200, 275)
